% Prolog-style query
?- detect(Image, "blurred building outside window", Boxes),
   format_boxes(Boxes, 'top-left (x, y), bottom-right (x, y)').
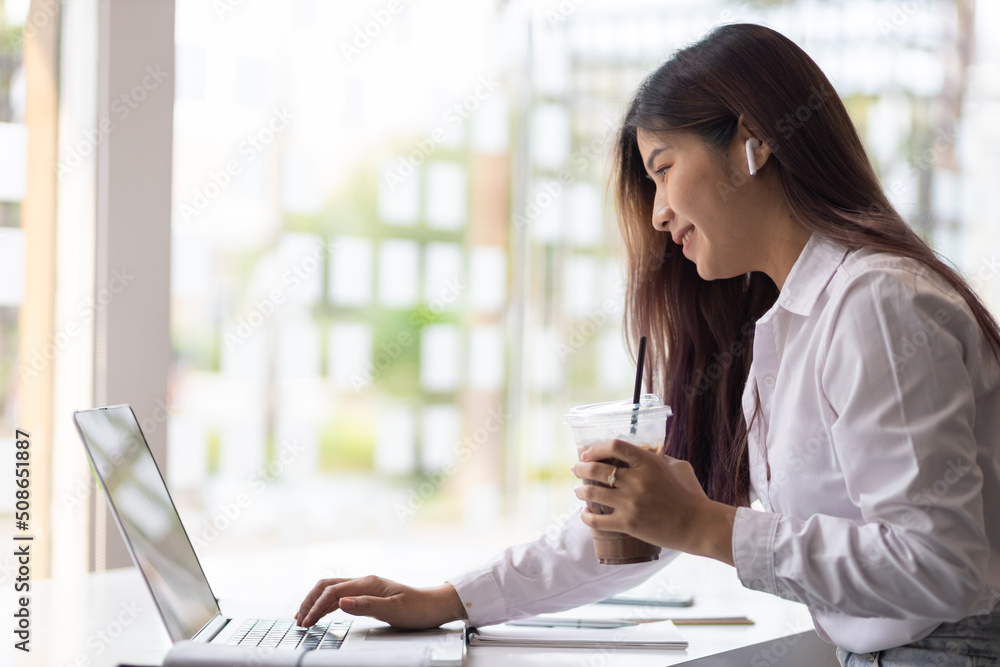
top-left (166, 0), bottom-right (1000, 559)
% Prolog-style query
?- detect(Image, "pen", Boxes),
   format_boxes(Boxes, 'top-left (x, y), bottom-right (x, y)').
top-left (597, 595), bottom-right (694, 607)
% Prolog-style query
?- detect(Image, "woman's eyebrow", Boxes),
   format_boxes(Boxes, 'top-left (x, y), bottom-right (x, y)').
top-left (644, 146), bottom-right (671, 172)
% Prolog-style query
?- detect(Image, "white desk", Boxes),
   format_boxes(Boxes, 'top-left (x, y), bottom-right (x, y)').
top-left (7, 539), bottom-right (839, 666)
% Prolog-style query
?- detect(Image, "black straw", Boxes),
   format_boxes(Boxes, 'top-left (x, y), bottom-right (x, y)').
top-left (630, 336), bottom-right (647, 434)
top-left (632, 336), bottom-right (647, 405)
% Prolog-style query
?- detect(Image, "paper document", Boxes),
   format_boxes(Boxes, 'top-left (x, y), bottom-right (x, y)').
top-left (468, 619), bottom-right (687, 650)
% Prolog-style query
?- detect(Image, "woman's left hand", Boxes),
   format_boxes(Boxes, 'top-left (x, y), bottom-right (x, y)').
top-left (571, 439), bottom-right (737, 566)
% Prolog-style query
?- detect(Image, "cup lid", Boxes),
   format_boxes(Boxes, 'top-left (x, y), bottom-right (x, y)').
top-left (563, 393), bottom-right (673, 426)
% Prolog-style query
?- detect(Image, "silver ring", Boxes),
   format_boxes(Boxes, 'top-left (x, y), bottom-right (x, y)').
top-left (607, 466), bottom-right (618, 488)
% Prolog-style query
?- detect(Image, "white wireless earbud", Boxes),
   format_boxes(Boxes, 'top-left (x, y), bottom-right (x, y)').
top-left (745, 138), bottom-right (761, 176)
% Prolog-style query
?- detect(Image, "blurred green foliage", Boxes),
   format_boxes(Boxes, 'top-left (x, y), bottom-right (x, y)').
top-left (319, 411), bottom-right (375, 471)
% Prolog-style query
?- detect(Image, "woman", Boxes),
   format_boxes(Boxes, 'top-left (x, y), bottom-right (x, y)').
top-left (296, 23), bottom-right (1000, 664)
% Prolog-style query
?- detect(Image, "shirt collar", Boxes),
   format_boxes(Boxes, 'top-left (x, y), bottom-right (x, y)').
top-left (774, 232), bottom-right (850, 317)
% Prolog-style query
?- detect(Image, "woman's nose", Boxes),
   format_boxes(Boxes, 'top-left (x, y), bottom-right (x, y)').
top-left (651, 202), bottom-right (673, 232)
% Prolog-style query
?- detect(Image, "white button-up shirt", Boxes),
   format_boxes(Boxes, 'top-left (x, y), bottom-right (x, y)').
top-left (448, 233), bottom-right (1000, 653)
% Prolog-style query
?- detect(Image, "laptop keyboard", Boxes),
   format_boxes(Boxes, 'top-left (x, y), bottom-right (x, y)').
top-left (227, 618), bottom-right (352, 650)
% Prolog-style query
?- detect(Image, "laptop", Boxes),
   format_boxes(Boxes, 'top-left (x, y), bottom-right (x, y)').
top-left (73, 404), bottom-right (466, 666)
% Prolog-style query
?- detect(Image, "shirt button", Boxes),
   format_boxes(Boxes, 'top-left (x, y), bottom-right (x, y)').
top-left (764, 375), bottom-right (776, 388)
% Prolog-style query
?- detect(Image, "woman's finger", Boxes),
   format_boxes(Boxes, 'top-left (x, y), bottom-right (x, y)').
top-left (301, 576), bottom-right (386, 627)
top-left (581, 439), bottom-right (648, 467)
top-left (296, 578), bottom-right (350, 624)
top-left (301, 586), bottom-right (342, 627)
top-left (580, 506), bottom-right (622, 533)
top-left (339, 594), bottom-right (399, 621)
top-left (574, 482), bottom-right (617, 508)
top-left (570, 460), bottom-right (619, 484)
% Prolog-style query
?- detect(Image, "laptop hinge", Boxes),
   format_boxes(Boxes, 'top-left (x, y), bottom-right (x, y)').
top-left (193, 614), bottom-right (230, 643)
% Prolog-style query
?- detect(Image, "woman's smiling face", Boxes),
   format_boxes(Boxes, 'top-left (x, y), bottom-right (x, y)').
top-left (635, 127), bottom-right (761, 281)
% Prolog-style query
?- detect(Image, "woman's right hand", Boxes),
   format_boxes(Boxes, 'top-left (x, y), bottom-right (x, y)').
top-left (294, 575), bottom-right (468, 629)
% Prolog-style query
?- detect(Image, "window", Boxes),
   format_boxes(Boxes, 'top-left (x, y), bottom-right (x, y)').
top-left (164, 0), bottom-right (1000, 559)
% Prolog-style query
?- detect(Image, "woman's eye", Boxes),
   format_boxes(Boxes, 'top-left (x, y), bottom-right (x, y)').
top-left (646, 166), bottom-right (669, 181)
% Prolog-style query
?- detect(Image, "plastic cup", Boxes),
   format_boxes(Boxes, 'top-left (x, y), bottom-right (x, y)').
top-left (564, 394), bottom-right (672, 564)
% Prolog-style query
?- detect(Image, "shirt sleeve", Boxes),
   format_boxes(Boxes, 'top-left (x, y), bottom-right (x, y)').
top-left (733, 266), bottom-right (990, 621)
top-left (446, 506), bottom-right (677, 626)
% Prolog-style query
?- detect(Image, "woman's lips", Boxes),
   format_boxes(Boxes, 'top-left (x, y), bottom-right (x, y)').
top-left (681, 227), bottom-right (694, 255)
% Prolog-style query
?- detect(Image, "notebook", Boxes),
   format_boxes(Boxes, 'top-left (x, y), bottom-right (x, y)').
top-left (468, 619), bottom-right (688, 650)
top-left (73, 404), bottom-right (465, 667)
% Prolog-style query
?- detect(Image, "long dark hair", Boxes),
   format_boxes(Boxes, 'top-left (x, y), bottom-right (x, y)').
top-left (610, 23), bottom-right (1000, 507)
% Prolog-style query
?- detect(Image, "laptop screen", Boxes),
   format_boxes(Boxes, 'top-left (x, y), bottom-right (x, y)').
top-left (74, 405), bottom-right (221, 642)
